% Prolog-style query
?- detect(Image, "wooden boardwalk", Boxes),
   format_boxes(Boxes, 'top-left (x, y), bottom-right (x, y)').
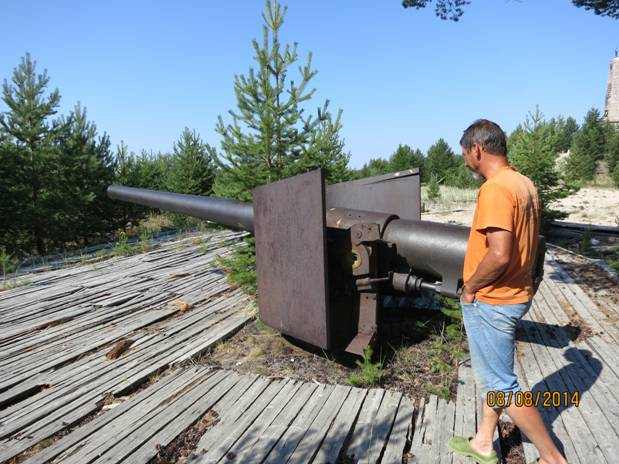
top-left (0, 231), bottom-right (254, 463)
top-left (411, 250), bottom-right (619, 464)
top-left (0, 232), bottom-right (617, 463)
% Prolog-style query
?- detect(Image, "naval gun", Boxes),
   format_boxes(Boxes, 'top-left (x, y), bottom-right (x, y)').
top-left (107, 168), bottom-right (545, 355)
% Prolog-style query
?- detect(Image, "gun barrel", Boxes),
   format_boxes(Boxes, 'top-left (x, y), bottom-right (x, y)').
top-left (383, 219), bottom-right (469, 297)
top-left (107, 185), bottom-right (254, 232)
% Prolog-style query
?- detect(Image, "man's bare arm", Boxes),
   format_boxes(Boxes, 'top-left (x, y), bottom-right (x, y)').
top-left (463, 227), bottom-right (513, 297)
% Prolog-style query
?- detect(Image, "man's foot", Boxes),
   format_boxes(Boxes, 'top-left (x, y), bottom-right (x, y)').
top-left (448, 436), bottom-right (498, 464)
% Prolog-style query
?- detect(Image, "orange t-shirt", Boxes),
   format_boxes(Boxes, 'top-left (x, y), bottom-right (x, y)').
top-left (463, 165), bottom-right (540, 304)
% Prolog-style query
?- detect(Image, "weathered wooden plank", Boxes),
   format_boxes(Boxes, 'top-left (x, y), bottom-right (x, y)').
top-left (546, 256), bottom-right (619, 343)
top-left (536, 282), bottom-right (619, 398)
top-left (381, 396), bottom-right (414, 464)
top-left (530, 295), bottom-right (619, 433)
top-left (197, 379), bottom-right (294, 463)
top-left (427, 397), bottom-right (450, 463)
top-left (523, 308), bottom-right (616, 463)
top-left (0, 307), bottom-right (177, 391)
top-left (451, 372), bottom-right (467, 464)
top-left (60, 370), bottom-right (228, 464)
top-left (540, 274), bottom-right (618, 373)
top-left (516, 314), bottom-right (584, 464)
top-left (345, 388), bottom-right (385, 462)
top-left (1, 288), bottom-right (251, 458)
top-left (411, 395), bottom-right (438, 464)
top-left (103, 372), bottom-right (241, 464)
top-left (194, 377), bottom-right (273, 452)
top-left (220, 380), bottom-right (305, 460)
top-left (19, 367), bottom-right (210, 464)
top-left (228, 382), bottom-right (319, 464)
top-left (310, 387), bottom-right (367, 464)
top-left (110, 308), bottom-right (249, 395)
top-left (438, 400), bottom-right (456, 464)
top-left (287, 384), bottom-right (352, 463)
top-left (364, 390), bottom-right (402, 464)
top-left (261, 384), bottom-right (335, 464)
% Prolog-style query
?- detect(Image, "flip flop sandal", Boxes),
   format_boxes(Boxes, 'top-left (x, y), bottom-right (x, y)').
top-left (447, 436), bottom-right (498, 464)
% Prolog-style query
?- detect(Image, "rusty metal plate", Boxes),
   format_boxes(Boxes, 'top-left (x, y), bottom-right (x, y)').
top-left (326, 169), bottom-right (420, 221)
top-left (252, 169), bottom-right (331, 349)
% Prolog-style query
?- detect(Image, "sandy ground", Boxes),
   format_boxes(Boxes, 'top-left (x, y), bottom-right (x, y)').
top-left (549, 187), bottom-right (619, 226)
top-left (421, 186), bottom-right (619, 227)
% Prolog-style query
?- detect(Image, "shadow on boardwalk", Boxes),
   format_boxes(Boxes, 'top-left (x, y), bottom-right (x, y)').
top-left (521, 347), bottom-right (602, 456)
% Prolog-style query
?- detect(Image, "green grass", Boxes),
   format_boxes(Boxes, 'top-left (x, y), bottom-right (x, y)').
top-left (421, 184), bottom-right (477, 211)
top-left (113, 231), bottom-right (134, 257)
top-left (138, 229), bottom-right (152, 254)
top-left (347, 345), bottom-right (385, 387)
top-left (0, 247), bottom-right (19, 277)
top-left (0, 247), bottom-right (26, 290)
top-left (216, 237), bottom-right (257, 294)
top-left (426, 297), bottom-right (467, 399)
top-left (1, 275), bottom-right (32, 291)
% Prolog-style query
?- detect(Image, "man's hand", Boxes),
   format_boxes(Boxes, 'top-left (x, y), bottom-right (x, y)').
top-left (460, 285), bottom-right (475, 304)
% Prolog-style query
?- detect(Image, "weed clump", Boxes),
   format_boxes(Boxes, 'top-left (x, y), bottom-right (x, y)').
top-left (216, 237), bottom-right (257, 294)
top-left (347, 346), bottom-right (384, 387)
top-left (113, 231), bottom-right (134, 257)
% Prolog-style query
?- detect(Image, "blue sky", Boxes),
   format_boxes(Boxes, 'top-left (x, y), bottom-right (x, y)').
top-left (1, 0), bottom-right (617, 168)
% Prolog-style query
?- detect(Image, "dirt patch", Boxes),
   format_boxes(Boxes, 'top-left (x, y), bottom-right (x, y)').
top-left (498, 420), bottom-right (525, 464)
top-left (200, 296), bottom-right (467, 402)
top-left (200, 320), bottom-right (351, 385)
top-left (106, 338), bottom-right (134, 360)
top-left (151, 410), bottom-right (220, 464)
top-left (379, 303), bottom-right (467, 400)
top-left (549, 187), bottom-right (619, 227)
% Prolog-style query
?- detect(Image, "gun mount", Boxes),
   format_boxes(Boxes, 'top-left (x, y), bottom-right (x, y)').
top-left (108, 168), bottom-right (544, 355)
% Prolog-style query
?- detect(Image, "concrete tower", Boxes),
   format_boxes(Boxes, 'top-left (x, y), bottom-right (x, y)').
top-left (605, 52), bottom-right (619, 126)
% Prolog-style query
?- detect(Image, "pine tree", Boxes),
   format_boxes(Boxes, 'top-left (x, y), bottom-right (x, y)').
top-left (564, 108), bottom-right (606, 183)
top-left (112, 142), bottom-right (139, 227)
top-left (508, 109), bottom-right (573, 224)
top-left (388, 144), bottom-right (424, 172)
top-left (605, 127), bottom-right (619, 174)
top-left (0, 137), bottom-right (28, 253)
top-left (167, 128), bottom-right (216, 196)
top-left (56, 104), bottom-right (115, 246)
top-left (135, 150), bottom-right (172, 190)
top-left (446, 155), bottom-right (479, 188)
top-left (212, 0), bottom-right (350, 293)
top-left (424, 138), bottom-right (456, 183)
top-left (213, 0), bottom-right (349, 202)
top-left (356, 157), bottom-right (391, 178)
top-left (613, 160), bottom-right (619, 188)
top-left (295, 104), bottom-right (352, 183)
top-left (0, 53), bottom-right (63, 255)
top-left (166, 128), bottom-right (217, 229)
top-left (427, 174), bottom-right (441, 201)
top-left (553, 116), bottom-right (579, 153)
top-left (112, 144), bottom-right (174, 226)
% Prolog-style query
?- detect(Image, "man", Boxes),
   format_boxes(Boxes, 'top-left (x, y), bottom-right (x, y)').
top-left (447, 120), bottom-right (567, 464)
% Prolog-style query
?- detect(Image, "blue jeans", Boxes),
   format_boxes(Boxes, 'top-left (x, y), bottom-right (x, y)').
top-left (461, 298), bottom-right (531, 399)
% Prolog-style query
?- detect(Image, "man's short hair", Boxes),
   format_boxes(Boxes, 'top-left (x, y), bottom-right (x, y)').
top-left (460, 119), bottom-right (507, 156)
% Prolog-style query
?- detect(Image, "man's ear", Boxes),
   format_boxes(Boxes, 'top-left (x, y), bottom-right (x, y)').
top-left (474, 144), bottom-right (482, 161)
